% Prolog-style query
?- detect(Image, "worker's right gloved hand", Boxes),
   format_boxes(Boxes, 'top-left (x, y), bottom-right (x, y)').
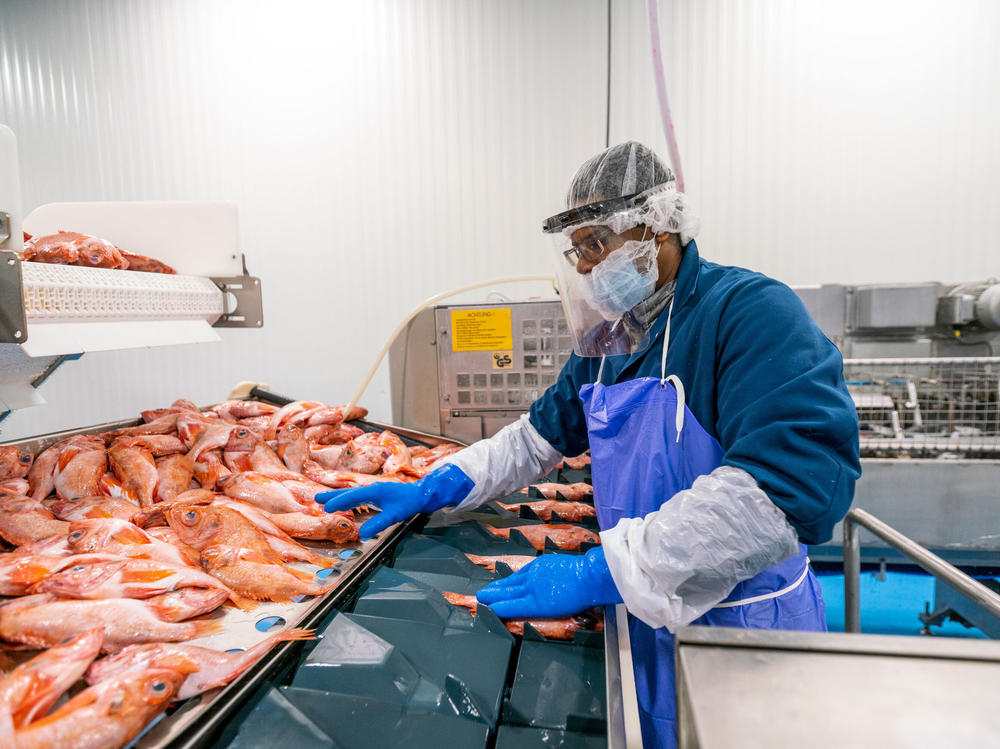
top-left (475, 547), bottom-right (623, 618)
top-left (315, 463), bottom-right (474, 539)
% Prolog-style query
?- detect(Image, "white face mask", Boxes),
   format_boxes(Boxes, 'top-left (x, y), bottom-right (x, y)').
top-left (581, 238), bottom-right (660, 320)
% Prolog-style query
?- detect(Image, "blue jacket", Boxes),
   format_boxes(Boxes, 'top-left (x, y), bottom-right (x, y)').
top-left (528, 240), bottom-right (861, 544)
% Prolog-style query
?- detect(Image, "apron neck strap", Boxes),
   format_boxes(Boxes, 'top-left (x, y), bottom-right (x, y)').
top-left (659, 293), bottom-right (676, 383)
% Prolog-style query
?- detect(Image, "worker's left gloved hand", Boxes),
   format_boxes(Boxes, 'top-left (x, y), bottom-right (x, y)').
top-left (475, 547), bottom-right (623, 618)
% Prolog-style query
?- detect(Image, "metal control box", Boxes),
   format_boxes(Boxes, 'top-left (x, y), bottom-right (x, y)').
top-left (435, 301), bottom-right (574, 444)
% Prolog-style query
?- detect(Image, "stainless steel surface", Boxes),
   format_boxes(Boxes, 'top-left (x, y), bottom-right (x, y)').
top-left (0, 210), bottom-right (9, 244)
top-left (389, 306), bottom-right (440, 436)
top-left (843, 508), bottom-right (1000, 637)
top-left (843, 515), bottom-right (861, 634)
top-left (211, 254), bottom-right (263, 329)
top-left (0, 250), bottom-right (26, 344)
top-left (825, 459), bottom-right (1000, 554)
top-left (853, 283), bottom-right (939, 330)
top-left (433, 301), bottom-right (568, 441)
top-left (0, 402), bottom-right (444, 749)
top-left (978, 283), bottom-right (1000, 330)
top-left (604, 607), bottom-right (626, 749)
top-left (675, 626), bottom-right (1000, 749)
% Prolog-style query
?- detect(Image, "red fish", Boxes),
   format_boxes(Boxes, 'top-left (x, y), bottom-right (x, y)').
top-left (0, 497), bottom-right (70, 546)
top-left (276, 425), bottom-right (310, 473)
top-left (410, 442), bottom-right (463, 469)
top-left (441, 592), bottom-right (604, 640)
top-left (480, 523), bottom-right (600, 551)
top-left (10, 666), bottom-right (189, 748)
top-left (0, 628), bottom-right (103, 737)
top-left (118, 249), bottom-right (175, 274)
top-left (303, 423), bottom-right (364, 445)
top-left (301, 461), bottom-right (408, 489)
top-left (464, 554), bottom-right (537, 572)
top-left (559, 452), bottom-right (591, 470)
top-left (37, 555), bottom-right (251, 610)
top-left (0, 479), bottom-right (30, 497)
top-left (47, 496), bottom-right (140, 523)
top-left (155, 453), bottom-right (195, 502)
top-left (217, 472), bottom-right (316, 515)
top-left (0, 447), bottom-right (33, 481)
top-left (67, 518), bottom-right (199, 568)
top-left (497, 499), bottom-right (596, 522)
top-left (53, 436), bottom-right (107, 501)
top-left (209, 400), bottom-right (279, 422)
top-left (517, 482), bottom-right (593, 501)
top-left (86, 627), bottom-right (315, 699)
top-left (0, 594), bottom-right (223, 652)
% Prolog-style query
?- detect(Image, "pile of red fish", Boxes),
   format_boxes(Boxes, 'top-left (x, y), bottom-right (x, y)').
top-left (20, 231), bottom-right (176, 273)
top-left (0, 397), bottom-right (463, 748)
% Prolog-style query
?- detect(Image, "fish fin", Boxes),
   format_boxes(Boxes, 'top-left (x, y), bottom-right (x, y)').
top-left (188, 619), bottom-right (226, 638)
top-left (227, 593), bottom-right (259, 611)
top-left (110, 525), bottom-right (149, 545)
top-left (282, 565), bottom-right (318, 582)
top-left (273, 627), bottom-right (317, 643)
top-left (119, 568), bottom-right (175, 584)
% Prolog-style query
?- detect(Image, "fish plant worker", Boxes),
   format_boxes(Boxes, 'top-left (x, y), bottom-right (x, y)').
top-left (317, 141), bottom-right (861, 748)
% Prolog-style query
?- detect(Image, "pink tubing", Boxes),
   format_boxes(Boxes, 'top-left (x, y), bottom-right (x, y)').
top-left (646, 0), bottom-right (685, 193)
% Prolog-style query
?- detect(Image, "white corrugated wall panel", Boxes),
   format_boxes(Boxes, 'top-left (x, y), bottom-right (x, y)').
top-left (609, 0), bottom-right (1000, 285)
top-left (0, 0), bottom-right (607, 439)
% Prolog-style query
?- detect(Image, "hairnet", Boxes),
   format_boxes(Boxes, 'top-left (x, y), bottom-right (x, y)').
top-left (563, 141), bottom-right (699, 242)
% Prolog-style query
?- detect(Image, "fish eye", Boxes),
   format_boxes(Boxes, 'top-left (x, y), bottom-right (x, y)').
top-left (182, 510), bottom-right (198, 525)
top-left (69, 531), bottom-right (84, 540)
top-left (237, 429), bottom-right (248, 437)
top-left (19, 455), bottom-right (30, 463)
top-left (72, 565), bottom-right (86, 571)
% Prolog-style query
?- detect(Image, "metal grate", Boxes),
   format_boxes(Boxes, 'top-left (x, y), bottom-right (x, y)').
top-left (845, 357), bottom-right (1000, 455)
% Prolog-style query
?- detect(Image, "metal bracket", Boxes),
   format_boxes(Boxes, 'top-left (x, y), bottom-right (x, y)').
top-left (0, 250), bottom-right (27, 343)
top-left (0, 211), bottom-right (10, 244)
top-left (211, 253), bottom-right (263, 328)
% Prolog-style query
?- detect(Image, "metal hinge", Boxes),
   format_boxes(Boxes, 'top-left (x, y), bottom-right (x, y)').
top-left (0, 250), bottom-right (27, 343)
top-left (211, 253), bottom-right (263, 328)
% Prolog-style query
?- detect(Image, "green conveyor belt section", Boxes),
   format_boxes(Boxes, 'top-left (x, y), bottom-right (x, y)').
top-left (217, 466), bottom-right (607, 749)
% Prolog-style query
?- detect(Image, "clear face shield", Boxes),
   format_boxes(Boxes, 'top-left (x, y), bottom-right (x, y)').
top-left (543, 186), bottom-right (675, 358)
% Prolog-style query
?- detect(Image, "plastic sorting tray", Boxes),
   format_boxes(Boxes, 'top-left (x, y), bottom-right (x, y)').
top-left (503, 638), bottom-right (607, 735)
top-left (293, 609), bottom-right (513, 723)
top-left (390, 534), bottom-right (504, 579)
top-left (215, 686), bottom-right (341, 749)
top-left (495, 725), bottom-right (607, 749)
top-left (228, 684), bottom-right (490, 749)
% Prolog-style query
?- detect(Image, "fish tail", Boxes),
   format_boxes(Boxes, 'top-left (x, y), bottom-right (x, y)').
top-left (188, 619), bottom-right (225, 638)
top-left (273, 627), bottom-right (317, 643)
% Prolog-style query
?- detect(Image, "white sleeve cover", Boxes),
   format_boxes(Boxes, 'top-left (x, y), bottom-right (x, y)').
top-left (439, 414), bottom-right (563, 511)
top-left (600, 465), bottom-right (800, 630)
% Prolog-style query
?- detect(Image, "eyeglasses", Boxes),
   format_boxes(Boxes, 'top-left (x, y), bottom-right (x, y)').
top-left (562, 229), bottom-right (616, 265)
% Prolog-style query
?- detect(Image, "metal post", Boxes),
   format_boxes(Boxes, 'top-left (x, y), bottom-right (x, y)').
top-left (843, 514), bottom-right (861, 633)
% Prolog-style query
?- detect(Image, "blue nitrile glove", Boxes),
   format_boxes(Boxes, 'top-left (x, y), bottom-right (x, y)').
top-left (475, 546), bottom-right (623, 618)
top-left (315, 463), bottom-right (474, 539)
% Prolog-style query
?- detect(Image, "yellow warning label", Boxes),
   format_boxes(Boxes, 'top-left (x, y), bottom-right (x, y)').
top-left (451, 308), bottom-right (513, 352)
top-left (491, 351), bottom-right (514, 369)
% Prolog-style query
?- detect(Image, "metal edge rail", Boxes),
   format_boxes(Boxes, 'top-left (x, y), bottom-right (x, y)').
top-left (843, 507), bottom-right (1000, 634)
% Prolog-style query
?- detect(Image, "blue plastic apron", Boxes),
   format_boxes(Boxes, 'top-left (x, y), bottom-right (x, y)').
top-left (579, 299), bottom-right (826, 749)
